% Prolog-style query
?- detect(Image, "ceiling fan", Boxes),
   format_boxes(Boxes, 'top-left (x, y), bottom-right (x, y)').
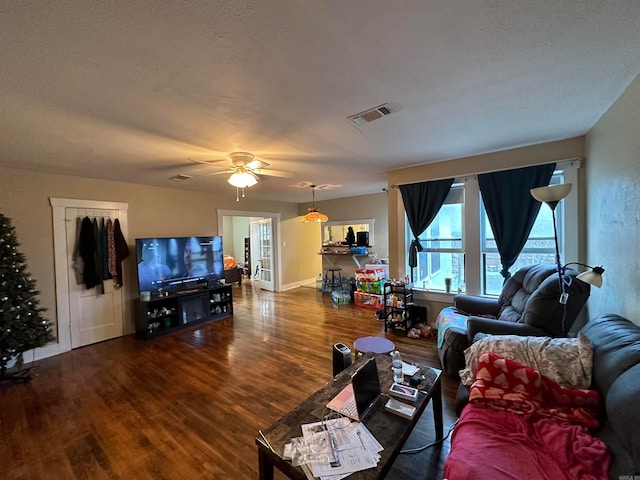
top-left (182, 151), bottom-right (294, 201)
top-left (186, 152), bottom-right (294, 187)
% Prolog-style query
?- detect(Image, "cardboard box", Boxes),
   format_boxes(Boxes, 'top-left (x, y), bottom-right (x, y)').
top-left (354, 292), bottom-right (384, 309)
top-left (331, 290), bottom-right (351, 305)
top-left (355, 268), bottom-right (386, 281)
top-left (356, 279), bottom-right (386, 294)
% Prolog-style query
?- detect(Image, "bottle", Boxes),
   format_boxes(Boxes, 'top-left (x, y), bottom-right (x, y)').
top-left (392, 350), bottom-right (403, 384)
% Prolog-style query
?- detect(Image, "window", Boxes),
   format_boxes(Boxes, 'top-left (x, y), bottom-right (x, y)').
top-left (408, 185), bottom-right (465, 292)
top-left (406, 169), bottom-right (572, 296)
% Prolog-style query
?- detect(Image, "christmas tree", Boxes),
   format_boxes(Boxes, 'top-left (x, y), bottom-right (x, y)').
top-left (0, 213), bottom-right (54, 381)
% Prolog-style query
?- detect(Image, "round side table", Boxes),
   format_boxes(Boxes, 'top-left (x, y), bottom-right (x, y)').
top-left (354, 336), bottom-right (395, 358)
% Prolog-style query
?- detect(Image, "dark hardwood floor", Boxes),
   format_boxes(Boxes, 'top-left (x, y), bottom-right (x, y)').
top-left (0, 283), bottom-right (460, 479)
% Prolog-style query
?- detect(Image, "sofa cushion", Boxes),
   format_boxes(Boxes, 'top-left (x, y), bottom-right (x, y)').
top-left (607, 365), bottom-right (640, 476)
top-left (497, 264), bottom-right (557, 323)
top-left (580, 314), bottom-right (640, 476)
top-left (459, 333), bottom-right (593, 388)
top-left (581, 313), bottom-right (640, 398)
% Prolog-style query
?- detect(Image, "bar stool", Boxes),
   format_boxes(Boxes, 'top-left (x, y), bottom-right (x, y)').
top-left (322, 267), bottom-right (344, 293)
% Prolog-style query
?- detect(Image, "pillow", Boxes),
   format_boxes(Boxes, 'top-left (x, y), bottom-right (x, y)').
top-left (223, 255), bottom-right (237, 270)
top-left (459, 333), bottom-right (593, 389)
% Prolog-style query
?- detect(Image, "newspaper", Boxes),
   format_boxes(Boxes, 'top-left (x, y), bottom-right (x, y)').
top-left (296, 418), bottom-right (383, 479)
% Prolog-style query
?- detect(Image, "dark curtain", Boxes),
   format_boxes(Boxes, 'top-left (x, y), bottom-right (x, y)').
top-left (478, 163), bottom-right (556, 280)
top-left (399, 178), bottom-right (454, 280)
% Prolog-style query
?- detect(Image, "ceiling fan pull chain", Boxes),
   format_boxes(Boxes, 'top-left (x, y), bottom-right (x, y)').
top-left (236, 187), bottom-right (240, 202)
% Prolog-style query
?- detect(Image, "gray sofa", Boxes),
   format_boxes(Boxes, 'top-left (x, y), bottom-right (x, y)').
top-left (453, 313), bottom-right (640, 478)
top-left (583, 313), bottom-right (640, 477)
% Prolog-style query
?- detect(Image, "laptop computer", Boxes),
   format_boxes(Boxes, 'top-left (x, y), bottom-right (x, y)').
top-left (326, 357), bottom-right (381, 422)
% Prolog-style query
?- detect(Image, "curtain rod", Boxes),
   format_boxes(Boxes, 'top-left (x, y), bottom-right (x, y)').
top-left (390, 157), bottom-right (581, 188)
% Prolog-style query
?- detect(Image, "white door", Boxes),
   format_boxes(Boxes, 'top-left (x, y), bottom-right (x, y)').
top-left (66, 209), bottom-right (124, 348)
top-left (251, 218), bottom-right (274, 291)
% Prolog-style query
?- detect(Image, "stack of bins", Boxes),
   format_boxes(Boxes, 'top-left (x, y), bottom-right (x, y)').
top-left (354, 268), bottom-right (386, 309)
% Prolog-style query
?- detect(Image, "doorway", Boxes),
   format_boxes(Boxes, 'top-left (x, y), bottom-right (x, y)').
top-left (50, 198), bottom-right (130, 354)
top-left (217, 209), bottom-right (281, 292)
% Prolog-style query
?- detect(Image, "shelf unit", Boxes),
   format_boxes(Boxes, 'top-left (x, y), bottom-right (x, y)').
top-left (134, 283), bottom-right (233, 339)
top-left (383, 282), bottom-right (413, 334)
top-left (244, 237), bottom-right (251, 278)
top-left (319, 245), bottom-right (372, 269)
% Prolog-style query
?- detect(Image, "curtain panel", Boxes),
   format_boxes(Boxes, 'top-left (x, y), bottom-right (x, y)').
top-left (399, 178), bottom-right (454, 280)
top-left (478, 163), bottom-right (556, 280)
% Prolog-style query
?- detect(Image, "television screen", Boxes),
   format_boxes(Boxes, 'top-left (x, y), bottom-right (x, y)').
top-left (135, 236), bottom-right (224, 294)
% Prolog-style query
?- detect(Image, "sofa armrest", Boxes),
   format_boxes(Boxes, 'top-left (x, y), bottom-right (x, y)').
top-left (453, 295), bottom-right (500, 317)
top-left (466, 317), bottom-right (546, 343)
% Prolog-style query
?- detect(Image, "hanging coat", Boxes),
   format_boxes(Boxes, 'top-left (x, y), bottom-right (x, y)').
top-left (78, 216), bottom-right (99, 289)
top-left (101, 217), bottom-right (112, 281)
top-left (112, 219), bottom-right (129, 288)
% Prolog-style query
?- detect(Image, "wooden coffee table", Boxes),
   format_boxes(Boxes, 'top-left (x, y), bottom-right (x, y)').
top-left (255, 353), bottom-right (443, 479)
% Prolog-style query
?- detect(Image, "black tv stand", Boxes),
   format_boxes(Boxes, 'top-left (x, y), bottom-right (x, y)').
top-left (134, 283), bottom-right (233, 339)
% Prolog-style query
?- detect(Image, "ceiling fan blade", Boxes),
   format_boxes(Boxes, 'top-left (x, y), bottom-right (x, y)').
top-left (187, 157), bottom-right (228, 167)
top-left (252, 168), bottom-right (295, 178)
top-left (246, 159), bottom-right (270, 170)
top-left (184, 168), bottom-right (235, 178)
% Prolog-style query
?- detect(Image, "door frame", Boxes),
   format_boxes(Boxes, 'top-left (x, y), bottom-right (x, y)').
top-left (217, 209), bottom-right (282, 292)
top-left (49, 197), bottom-right (129, 355)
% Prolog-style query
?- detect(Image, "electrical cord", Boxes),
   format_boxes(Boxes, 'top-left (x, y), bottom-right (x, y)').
top-left (399, 418), bottom-right (459, 454)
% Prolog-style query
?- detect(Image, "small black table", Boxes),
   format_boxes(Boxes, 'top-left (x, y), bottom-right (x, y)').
top-left (256, 353), bottom-right (443, 480)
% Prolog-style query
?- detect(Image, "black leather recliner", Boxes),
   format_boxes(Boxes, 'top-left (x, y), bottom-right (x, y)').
top-left (437, 263), bottom-right (591, 376)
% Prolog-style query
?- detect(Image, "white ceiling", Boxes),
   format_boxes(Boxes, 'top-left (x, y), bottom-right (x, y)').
top-left (2, 1), bottom-right (639, 203)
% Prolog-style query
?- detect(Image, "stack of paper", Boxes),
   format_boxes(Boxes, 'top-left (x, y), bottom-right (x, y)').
top-left (402, 362), bottom-right (420, 376)
top-left (290, 417), bottom-right (384, 479)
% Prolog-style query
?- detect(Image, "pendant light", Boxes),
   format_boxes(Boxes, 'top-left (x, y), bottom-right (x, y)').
top-left (301, 184), bottom-right (328, 223)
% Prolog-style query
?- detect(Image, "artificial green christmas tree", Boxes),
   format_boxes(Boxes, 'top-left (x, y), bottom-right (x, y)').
top-left (0, 213), bottom-right (54, 381)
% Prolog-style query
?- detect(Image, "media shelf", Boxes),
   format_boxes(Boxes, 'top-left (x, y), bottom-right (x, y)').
top-left (134, 283), bottom-right (233, 339)
top-left (383, 282), bottom-right (413, 334)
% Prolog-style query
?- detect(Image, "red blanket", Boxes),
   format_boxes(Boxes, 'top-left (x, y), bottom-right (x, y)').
top-left (443, 353), bottom-right (610, 480)
top-left (469, 352), bottom-right (602, 428)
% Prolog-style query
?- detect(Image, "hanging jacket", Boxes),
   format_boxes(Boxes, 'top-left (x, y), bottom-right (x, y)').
top-left (112, 218), bottom-right (129, 287)
top-left (78, 216), bottom-right (99, 289)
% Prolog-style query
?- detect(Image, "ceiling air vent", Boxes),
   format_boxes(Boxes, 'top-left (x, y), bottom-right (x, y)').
top-left (348, 103), bottom-right (394, 126)
top-left (169, 174), bottom-right (192, 181)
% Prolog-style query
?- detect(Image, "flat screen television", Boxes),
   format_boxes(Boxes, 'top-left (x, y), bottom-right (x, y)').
top-left (135, 236), bottom-right (224, 294)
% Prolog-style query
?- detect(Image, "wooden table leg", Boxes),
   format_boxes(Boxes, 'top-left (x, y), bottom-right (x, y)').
top-left (258, 447), bottom-right (274, 480)
top-left (432, 380), bottom-right (444, 440)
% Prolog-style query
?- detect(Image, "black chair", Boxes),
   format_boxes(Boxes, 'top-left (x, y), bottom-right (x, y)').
top-left (437, 263), bottom-right (591, 377)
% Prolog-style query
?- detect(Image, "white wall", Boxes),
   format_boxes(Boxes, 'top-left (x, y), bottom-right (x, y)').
top-left (585, 74), bottom-right (640, 322)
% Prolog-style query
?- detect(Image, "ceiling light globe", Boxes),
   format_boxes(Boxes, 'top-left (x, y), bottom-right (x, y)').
top-left (228, 170), bottom-right (258, 188)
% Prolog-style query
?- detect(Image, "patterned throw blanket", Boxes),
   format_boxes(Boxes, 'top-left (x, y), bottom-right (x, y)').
top-left (435, 306), bottom-right (469, 348)
top-left (469, 352), bottom-right (601, 428)
top-left (444, 352), bottom-right (610, 480)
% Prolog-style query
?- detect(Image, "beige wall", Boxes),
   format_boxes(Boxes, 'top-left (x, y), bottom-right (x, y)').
top-left (299, 192), bottom-right (389, 279)
top-left (585, 74), bottom-right (640, 322)
top-left (0, 166), bottom-right (300, 335)
top-left (0, 165), bottom-right (389, 341)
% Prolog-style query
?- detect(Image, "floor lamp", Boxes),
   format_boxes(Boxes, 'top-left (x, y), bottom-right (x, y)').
top-left (530, 183), bottom-right (605, 301)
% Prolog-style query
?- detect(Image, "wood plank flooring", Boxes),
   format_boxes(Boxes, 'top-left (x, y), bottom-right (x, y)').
top-left (0, 284), bottom-right (460, 480)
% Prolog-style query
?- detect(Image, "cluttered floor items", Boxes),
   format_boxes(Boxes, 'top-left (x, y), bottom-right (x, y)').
top-left (407, 323), bottom-right (435, 339)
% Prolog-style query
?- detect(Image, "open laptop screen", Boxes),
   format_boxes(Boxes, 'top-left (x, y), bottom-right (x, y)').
top-left (352, 357), bottom-right (381, 421)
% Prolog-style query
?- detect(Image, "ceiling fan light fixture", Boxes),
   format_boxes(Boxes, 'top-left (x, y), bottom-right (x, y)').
top-left (301, 184), bottom-right (328, 223)
top-left (228, 168), bottom-right (258, 188)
